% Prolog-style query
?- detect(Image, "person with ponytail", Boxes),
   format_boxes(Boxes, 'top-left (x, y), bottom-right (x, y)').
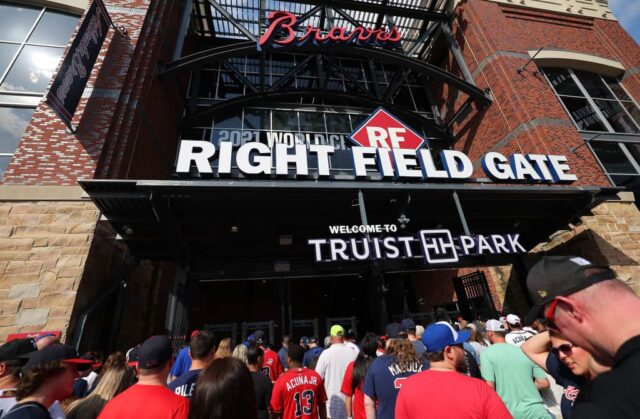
top-left (340, 334), bottom-right (377, 419)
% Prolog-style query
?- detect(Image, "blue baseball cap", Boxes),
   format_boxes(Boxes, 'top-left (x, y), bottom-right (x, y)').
top-left (422, 322), bottom-right (470, 352)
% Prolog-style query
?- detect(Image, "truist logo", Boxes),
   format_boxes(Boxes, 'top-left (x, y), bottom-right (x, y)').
top-left (258, 11), bottom-right (401, 48)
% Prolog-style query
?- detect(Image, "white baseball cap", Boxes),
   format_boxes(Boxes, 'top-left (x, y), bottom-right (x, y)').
top-left (506, 314), bottom-right (521, 325)
top-left (485, 319), bottom-right (506, 332)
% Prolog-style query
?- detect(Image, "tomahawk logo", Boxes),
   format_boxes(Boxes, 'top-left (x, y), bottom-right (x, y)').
top-left (349, 107), bottom-right (426, 150)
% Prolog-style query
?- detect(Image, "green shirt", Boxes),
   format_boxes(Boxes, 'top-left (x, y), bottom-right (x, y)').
top-left (480, 342), bottom-right (549, 419)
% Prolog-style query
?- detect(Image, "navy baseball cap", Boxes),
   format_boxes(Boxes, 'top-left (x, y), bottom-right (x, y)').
top-left (422, 322), bottom-right (470, 352)
top-left (300, 336), bottom-right (309, 345)
top-left (0, 338), bottom-right (37, 362)
top-left (137, 336), bottom-right (173, 370)
top-left (385, 322), bottom-right (403, 339)
top-left (524, 256), bottom-right (615, 324)
top-left (400, 319), bottom-right (416, 331)
top-left (22, 344), bottom-right (93, 371)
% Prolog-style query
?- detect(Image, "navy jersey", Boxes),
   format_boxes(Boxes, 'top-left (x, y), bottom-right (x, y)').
top-left (302, 346), bottom-right (323, 368)
top-left (167, 369), bottom-right (201, 399)
top-left (362, 355), bottom-right (427, 419)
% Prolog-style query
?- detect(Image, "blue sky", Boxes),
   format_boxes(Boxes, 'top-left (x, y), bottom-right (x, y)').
top-left (609, 0), bottom-right (640, 43)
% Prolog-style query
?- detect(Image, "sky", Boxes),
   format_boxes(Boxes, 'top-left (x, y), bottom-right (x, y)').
top-left (609, 0), bottom-right (640, 43)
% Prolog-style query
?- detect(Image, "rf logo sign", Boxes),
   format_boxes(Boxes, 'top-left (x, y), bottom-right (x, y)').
top-left (349, 107), bottom-right (426, 150)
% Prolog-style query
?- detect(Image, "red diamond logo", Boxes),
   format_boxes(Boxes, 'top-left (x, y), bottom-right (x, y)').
top-left (349, 107), bottom-right (426, 150)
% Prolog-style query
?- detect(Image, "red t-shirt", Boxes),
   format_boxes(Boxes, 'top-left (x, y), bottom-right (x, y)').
top-left (98, 384), bottom-right (189, 419)
top-left (395, 370), bottom-right (512, 419)
top-left (341, 361), bottom-right (366, 419)
top-left (270, 367), bottom-right (327, 419)
top-left (261, 348), bottom-right (284, 383)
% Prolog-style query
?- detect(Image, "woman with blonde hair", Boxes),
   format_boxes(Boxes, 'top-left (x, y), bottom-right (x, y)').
top-left (214, 338), bottom-right (232, 359)
top-left (65, 352), bottom-right (135, 419)
top-left (232, 343), bottom-right (248, 365)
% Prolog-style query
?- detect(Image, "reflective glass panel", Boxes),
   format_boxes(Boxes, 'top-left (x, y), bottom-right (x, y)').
top-left (326, 114), bottom-right (352, 133)
top-left (544, 68), bottom-right (582, 96)
top-left (574, 71), bottom-right (615, 99)
top-left (0, 4), bottom-right (40, 42)
top-left (559, 97), bottom-right (606, 131)
top-left (0, 45), bottom-right (63, 92)
top-left (28, 10), bottom-right (78, 46)
top-left (272, 111), bottom-right (298, 131)
top-left (0, 155), bottom-right (11, 179)
top-left (603, 76), bottom-right (633, 101)
top-left (590, 142), bottom-right (637, 174)
top-left (0, 106), bottom-right (34, 153)
top-left (0, 42), bottom-right (19, 77)
top-left (244, 109), bottom-right (270, 130)
top-left (595, 100), bottom-right (640, 133)
top-left (299, 112), bottom-right (325, 132)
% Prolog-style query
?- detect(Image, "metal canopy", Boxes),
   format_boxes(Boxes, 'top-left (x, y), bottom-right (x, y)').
top-left (80, 179), bottom-right (609, 280)
top-left (163, 0), bottom-right (492, 142)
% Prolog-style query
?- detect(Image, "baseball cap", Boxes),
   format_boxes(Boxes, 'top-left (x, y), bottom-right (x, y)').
top-left (385, 322), bottom-right (403, 339)
top-left (22, 344), bottom-right (93, 371)
top-left (400, 319), bottom-right (416, 331)
top-left (485, 319), bottom-right (506, 332)
top-left (137, 335), bottom-right (173, 370)
top-left (254, 330), bottom-right (266, 343)
top-left (330, 325), bottom-right (345, 337)
top-left (0, 338), bottom-right (37, 362)
top-left (524, 256), bottom-right (615, 324)
top-left (308, 336), bottom-right (317, 344)
top-left (300, 336), bottom-right (309, 345)
top-left (422, 321), bottom-right (470, 352)
top-left (506, 314), bottom-right (521, 325)
top-left (126, 345), bottom-right (140, 367)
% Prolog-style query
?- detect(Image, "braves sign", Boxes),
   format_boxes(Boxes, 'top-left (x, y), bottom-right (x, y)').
top-left (258, 11), bottom-right (401, 49)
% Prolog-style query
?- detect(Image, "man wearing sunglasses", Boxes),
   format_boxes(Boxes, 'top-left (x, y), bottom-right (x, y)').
top-left (524, 256), bottom-right (640, 418)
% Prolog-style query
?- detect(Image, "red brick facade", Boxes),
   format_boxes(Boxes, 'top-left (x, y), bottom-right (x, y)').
top-left (438, 0), bottom-right (640, 188)
top-left (2, 0), bottom-right (183, 185)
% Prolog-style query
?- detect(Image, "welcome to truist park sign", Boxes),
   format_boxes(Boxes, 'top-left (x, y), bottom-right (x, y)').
top-left (175, 107), bottom-right (577, 184)
top-left (176, 107), bottom-right (579, 265)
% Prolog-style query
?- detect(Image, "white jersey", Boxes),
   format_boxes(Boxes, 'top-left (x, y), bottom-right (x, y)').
top-left (0, 391), bottom-right (17, 418)
top-left (315, 343), bottom-right (359, 419)
top-left (505, 330), bottom-right (535, 347)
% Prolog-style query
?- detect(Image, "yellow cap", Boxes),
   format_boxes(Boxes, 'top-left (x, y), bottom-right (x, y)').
top-left (330, 325), bottom-right (345, 336)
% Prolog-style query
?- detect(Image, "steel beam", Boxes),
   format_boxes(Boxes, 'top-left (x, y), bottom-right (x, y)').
top-left (172, 0), bottom-right (194, 62)
top-left (207, 0), bottom-right (257, 42)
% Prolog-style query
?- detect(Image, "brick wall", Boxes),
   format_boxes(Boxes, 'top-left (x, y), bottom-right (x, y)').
top-left (0, 201), bottom-right (99, 341)
top-left (3, 0), bottom-right (182, 185)
top-left (438, 0), bottom-right (640, 187)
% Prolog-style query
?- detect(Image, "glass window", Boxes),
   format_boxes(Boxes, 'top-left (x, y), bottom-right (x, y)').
top-left (0, 155), bottom-right (11, 178)
top-left (0, 3), bottom-right (79, 179)
top-left (1, 45), bottom-right (63, 92)
top-left (590, 142), bottom-right (637, 174)
top-left (594, 100), bottom-right (640, 134)
top-left (0, 43), bottom-right (19, 76)
top-left (544, 67), bottom-right (640, 134)
top-left (213, 114), bottom-right (242, 129)
top-left (0, 3), bottom-right (40, 42)
top-left (574, 71), bottom-right (615, 99)
top-left (543, 68), bottom-right (582, 96)
top-left (326, 114), bottom-right (352, 133)
top-left (28, 10), bottom-right (78, 46)
top-left (0, 106), bottom-right (33, 153)
top-left (272, 111), bottom-right (299, 131)
top-left (244, 109), bottom-right (270, 130)
top-left (559, 96), bottom-right (606, 131)
top-left (299, 112), bottom-right (325, 132)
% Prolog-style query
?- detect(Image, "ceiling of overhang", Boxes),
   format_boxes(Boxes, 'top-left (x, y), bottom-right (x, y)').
top-left (80, 179), bottom-right (606, 280)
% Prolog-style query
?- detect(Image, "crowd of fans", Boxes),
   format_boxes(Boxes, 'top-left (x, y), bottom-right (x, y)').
top-left (0, 256), bottom-right (639, 418)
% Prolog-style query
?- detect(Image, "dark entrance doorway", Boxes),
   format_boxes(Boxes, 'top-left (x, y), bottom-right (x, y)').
top-left (453, 270), bottom-right (498, 321)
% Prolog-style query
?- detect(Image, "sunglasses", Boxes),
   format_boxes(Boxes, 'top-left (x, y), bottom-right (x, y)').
top-left (545, 298), bottom-right (561, 329)
top-left (550, 343), bottom-right (574, 357)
